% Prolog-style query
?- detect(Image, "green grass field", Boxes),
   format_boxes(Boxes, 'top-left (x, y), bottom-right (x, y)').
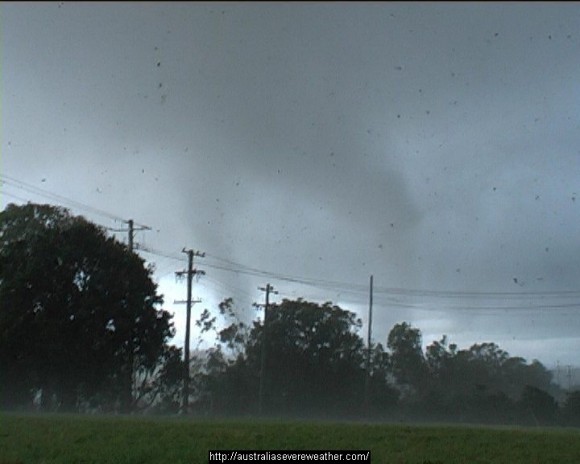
top-left (1, 413), bottom-right (580, 464)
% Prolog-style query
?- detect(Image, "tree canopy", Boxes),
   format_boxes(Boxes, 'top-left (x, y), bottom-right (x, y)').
top-left (1, 203), bottom-right (574, 425)
top-left (0, 203), bottom-right (175, 412)
top-left (190, 298), bottom-right (398, 418)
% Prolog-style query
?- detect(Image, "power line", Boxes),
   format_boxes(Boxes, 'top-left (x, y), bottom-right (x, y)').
top-left (0, 174), bottom-right (149, 228)
top-left (3, 178), bottom-right (579, 309)
top-left (139, 246), bottom-right (580, 310)
top-left (1, 190), bottom-right (33, 204)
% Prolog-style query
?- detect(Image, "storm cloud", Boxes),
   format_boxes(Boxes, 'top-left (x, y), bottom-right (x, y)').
top-left (2, 2), bottom-right (580, 370)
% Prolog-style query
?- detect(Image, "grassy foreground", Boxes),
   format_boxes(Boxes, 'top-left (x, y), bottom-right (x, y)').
top-left (0, 413), bottom-right (580, 464)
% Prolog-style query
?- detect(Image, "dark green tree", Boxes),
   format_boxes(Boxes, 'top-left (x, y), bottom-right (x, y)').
top-left (191, 299), bottom-right (256, 416)
top-left (562, 390), bottom-right (580, 426)
top-left (366, 342), bottom-right (399, 416)
top-left (423, 335), bottom-right (557, 423)
top-left (387, 322), bottom-right (429, 398)
top-left (256, 299), bottom-right (366, 417)
top-left (195, 298), bottom-right (383, 418)
top-left (0, 203), bottom-right (174, 412)
top-left (519, 385), bottom-right (558, 425)
top-left (135, 345), bottom-right (184, 414)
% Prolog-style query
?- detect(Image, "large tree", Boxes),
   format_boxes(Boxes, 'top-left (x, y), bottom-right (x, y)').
top-left (258, 299), bottom-right (367, 417)
top-left (387, 322), bottom-right (429, 398)
top-left (0, 203), bottom-right (174, 412)
top-left (193, 298), bottom-right (381, 418)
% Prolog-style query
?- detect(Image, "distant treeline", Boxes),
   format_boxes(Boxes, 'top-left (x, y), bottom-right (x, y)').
top-left (1, 202), bottom-right (580, 426)
top-left (175, 298), bottom-right (580, 426)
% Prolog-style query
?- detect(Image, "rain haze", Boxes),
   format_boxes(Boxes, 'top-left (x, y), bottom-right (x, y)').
top-left (2, 2), bottom-right (580, 373)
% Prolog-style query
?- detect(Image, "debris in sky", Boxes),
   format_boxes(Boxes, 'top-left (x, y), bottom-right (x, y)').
top-left (4, 2), bottom-right (580, 371)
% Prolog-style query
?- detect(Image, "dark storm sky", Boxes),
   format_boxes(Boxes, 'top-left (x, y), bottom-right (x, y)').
top-left (2, 2), bottom-right (580, 368)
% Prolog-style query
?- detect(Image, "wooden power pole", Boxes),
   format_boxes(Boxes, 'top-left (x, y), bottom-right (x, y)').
top-left (175, 248), bottom-right (205, 414)
top-left (108, 218), bottom-right (151, 412)
top-left (258, 283), bottom-right (277, 415)
top-left (365, 275), bottom-right (374, 416)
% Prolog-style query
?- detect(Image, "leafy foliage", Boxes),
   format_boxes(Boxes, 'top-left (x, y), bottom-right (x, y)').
top-left (189, 298), bottom-right (398, 419)
top-left (0, 203), bottom-right (569, 424)
top-left (0, 203), bottom-right (174, 412)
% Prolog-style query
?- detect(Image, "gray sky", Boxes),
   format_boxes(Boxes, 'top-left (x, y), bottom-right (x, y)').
top-left (2, 2), bottom-right (580, 370)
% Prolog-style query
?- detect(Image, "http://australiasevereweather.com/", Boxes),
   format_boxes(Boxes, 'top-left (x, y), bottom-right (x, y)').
top-left (208, 450), bottom-right (371, 463)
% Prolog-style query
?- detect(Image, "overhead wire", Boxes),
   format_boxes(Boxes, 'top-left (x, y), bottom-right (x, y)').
top-left (1, 190), bottom-right (33, 204)
top-left (0, 174), bottom-right (149, 228)
top-left (3, 176), bottom-right (580, 311)
top-left (143, 247), bottom-right (580, 312)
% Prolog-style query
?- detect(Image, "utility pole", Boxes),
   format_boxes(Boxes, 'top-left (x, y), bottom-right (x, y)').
top-left (108, 218), bottom-right (151, 412)
top-left (109, 219), bottom-right (151, 253)
top-left (258, 283), bottom-right (278, 416)
top-left (364, 275), bottom-right (373, 416)
top-left (175, 248), bottom-right (205, 414)
top-left (128, 219), bottom-right (134, 251)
